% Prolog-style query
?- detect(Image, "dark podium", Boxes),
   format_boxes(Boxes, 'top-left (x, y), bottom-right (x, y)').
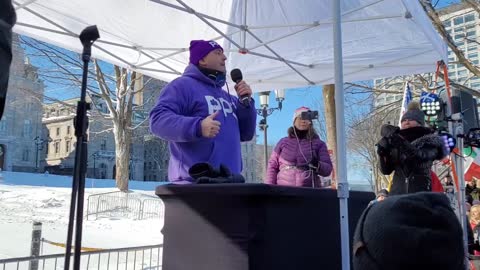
top-left (155, 183), bottom-right (374, 270)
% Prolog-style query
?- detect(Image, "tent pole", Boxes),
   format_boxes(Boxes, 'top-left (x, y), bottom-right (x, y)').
top-left (333, 1), bottom-right (350, 270)
top-left (456, 135), bottom-right (469, 269)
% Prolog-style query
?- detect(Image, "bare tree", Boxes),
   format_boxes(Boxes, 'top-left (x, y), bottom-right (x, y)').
top-left (344, 71), bottom-right (455, 189)
top-left (144, 134), bottom-right (170, 180)
top-left (21, 36), bottom-right (162, 191)
top-left (348, 109), bottom-right (398, 192)
top-left (420, 0), bottom-right (480, 78)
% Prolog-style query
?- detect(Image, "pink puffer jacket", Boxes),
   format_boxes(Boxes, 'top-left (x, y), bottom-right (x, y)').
top-left (265, 136), bottom-right (333, 187)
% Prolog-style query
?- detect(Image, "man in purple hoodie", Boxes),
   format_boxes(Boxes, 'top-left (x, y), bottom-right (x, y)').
top-left (149, 40), bottom-right (257, 183)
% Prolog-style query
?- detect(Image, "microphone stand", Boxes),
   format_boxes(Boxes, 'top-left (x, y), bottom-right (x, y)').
top-left (64, 25), bottom-right (100, 270)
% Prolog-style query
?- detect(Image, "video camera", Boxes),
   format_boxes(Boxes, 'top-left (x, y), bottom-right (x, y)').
top-left (300, 110), bottom-right (319, 121)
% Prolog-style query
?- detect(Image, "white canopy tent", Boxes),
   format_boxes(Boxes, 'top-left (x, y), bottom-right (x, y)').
top-left (13, 0), bottom-right (447, 269)
top-left (13, 0), bottom-right (446, 92)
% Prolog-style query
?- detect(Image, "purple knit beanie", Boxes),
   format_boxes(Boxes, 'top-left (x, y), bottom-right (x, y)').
top-left (189, 40), bottom-right (224, 65)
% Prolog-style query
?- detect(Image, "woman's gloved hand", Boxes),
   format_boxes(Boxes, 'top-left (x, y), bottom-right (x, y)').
top-left (376, 137), bottom-right (390, 156)
top-left (380, 124), bottom-right (400, 138)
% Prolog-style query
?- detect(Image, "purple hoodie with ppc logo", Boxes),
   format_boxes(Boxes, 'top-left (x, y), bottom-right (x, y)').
top-left (149, 64), bottom-right (257, 183)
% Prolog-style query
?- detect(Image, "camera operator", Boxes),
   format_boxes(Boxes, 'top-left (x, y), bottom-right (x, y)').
top-left (376, 101), bottom-right (447, 195)
top-left (265, 106), bottom-right (332, 188)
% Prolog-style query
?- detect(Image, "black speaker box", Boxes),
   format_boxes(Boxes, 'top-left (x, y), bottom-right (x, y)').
top-left (155, 184), bottom-right (374, 270)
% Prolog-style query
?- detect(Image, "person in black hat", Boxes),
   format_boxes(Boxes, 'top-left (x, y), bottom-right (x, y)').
top-left (149, 40), bottom-right (257, 183)
top-left (376, 101), bottom-right (447, 195)
top-left (353, 192), bottom-right (465, 270)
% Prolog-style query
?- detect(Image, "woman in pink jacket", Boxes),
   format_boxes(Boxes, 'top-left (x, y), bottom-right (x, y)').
top-left (265, 107), bottom-right (333, 188)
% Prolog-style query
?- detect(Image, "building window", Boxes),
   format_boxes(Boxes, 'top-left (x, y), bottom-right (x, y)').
top-left (54, 142), bottom-right (60, 154)
top-left (23, 120), bottom-right (31, 137)
top-left (471, 83), bottom-right (480, 89)
top-left (453, 17), bottom-right (464, 25)
top-left (56, 127), bottom-right (60, 136)
top-left (465, 13), bottom-right (475, 24)
top-left (65, 141), bottom-right (71, 153)
top-left (100, 163), bottom-right (107, 179)
top-left (24, 102), bottom-right (30, 112)
top-left (45, 143), bottom-right (49, 155)
top-left (458, 69), bottom-right (468, 76)
top-left (100, 139), bottom-right (107, 150)
top-left (22, 149), bottom-right (29, 161)
top-left (454, 33), bottom-right (464, 40)
top-left (67, 126), bottom-right (71, 135)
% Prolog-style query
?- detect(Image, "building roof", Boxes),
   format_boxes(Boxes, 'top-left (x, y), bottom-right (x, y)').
top-left (438, 2), bottom-right (471, 16)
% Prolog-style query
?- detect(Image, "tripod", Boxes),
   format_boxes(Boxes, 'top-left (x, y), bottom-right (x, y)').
top-left (64, 25), bottom-right (100, 270)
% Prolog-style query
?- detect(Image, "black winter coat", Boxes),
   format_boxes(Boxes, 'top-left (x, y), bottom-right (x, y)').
top-left (377, 126), bottom-right (447, 195)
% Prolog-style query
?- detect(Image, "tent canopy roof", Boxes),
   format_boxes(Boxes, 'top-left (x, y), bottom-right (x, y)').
top-left (14, 0), bottom-right (447, 92)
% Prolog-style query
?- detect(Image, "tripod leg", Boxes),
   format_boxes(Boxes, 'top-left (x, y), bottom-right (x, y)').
top-left (73, 136), bottom-right (88, 270)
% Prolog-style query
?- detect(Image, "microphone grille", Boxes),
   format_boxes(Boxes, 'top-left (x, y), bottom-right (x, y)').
top-left (230, 68), bottom-right (243, 83)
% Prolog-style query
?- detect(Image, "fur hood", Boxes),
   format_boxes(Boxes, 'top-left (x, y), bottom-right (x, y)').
top-left (411, 133), bottom-right (448, 160)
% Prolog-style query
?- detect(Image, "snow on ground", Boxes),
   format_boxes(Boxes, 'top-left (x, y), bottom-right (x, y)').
top-left (0, 172), bottom-right (165, 259)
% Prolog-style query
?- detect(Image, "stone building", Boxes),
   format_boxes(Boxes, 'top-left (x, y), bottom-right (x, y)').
top-left (0, 35), bottom-right (45, 172)
top-left (42, 95), bottom-right (145, 181)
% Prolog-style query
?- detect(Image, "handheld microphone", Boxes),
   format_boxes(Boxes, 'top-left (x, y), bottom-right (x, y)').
top-left (230, 68), bottom-right (250, 107)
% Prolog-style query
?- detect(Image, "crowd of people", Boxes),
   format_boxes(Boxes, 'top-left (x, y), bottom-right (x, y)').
top-left (148, 38), bottom-right (473, 269)
top-left (0, 0), bottom-right (473, 266)
top-left (149, 38), bottom-right (333, 186)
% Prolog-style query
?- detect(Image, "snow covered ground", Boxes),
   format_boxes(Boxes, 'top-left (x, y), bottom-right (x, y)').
top-left (0, 172), bottom-right (165, 260)
top-left (0, 170), bottom-right (372, 270)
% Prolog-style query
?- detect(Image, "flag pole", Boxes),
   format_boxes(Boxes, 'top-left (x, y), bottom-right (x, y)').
top-left (398, 81), bottom-right (412, 127)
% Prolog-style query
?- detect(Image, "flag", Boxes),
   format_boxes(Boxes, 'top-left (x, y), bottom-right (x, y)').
top-left (398, 81), bottom-right (412, 126)
top-left (464, 146), bottom-right (480, 182)
top-left (420, 91), bottom-right (440, 116)
top-left (420, 91), bottom-right (439, 103)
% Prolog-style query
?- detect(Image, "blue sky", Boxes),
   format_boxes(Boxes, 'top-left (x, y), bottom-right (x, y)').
top-left (436, 0), bottom-right (461, 8)
top-left (253, 86), bottom-right (324, 145)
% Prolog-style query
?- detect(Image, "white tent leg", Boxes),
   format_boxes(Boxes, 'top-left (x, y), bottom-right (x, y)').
top-left (333, 1), bottom-right (350, 270)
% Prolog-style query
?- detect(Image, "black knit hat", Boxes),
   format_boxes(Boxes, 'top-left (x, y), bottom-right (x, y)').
top-left (401, 101), bottom-right (425, 126)
top-left (353, 192), bottom-right (464, 270)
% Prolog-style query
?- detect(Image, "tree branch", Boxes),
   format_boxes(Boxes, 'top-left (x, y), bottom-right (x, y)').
top-left (420, 1), bottom-right (480, 77)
